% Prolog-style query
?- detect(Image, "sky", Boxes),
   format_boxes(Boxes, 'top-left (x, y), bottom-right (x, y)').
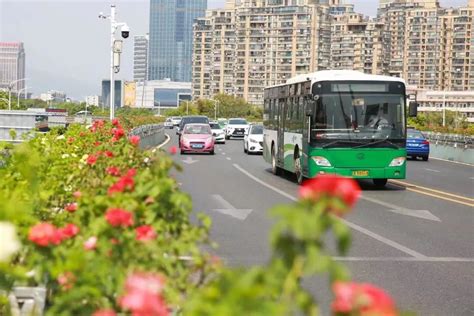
top-left (0, 0), bottom-right (468, 100)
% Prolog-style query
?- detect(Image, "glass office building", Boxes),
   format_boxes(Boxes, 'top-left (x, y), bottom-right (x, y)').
top-left (148, 0), bottom-right (207, 82)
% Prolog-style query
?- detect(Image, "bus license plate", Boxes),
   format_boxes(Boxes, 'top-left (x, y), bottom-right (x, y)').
top-left (352, 170), bottom-right (369, 177)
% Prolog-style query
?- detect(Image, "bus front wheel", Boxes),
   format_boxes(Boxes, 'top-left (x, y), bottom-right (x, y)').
top-left (294, 157), bottom-right (304, 185)
top-left (373, 179), bottom-right (388, 188)
top-left (271, 146), bottom-right (280, 175)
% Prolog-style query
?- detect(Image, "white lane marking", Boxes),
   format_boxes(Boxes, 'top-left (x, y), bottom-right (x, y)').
top-left (429, 157), bottom-right (474, 166)
top-left (470, 177), bottom-right (474, 180)
top-left (361, 196), bottom-right (441, 222)
top-left (211, 194), bottom-right (253, 220)
top-left (222, 152), bottom-right (226, 155)
top-left (218, 148), bottom-right (222, 151)
top-left (182, 157), bottom-right (198, 165)
top-left (424, 168), bottom-right (440, 173)
top-left (226, 157), bottom-right (231, 161)
top-left (333, 257), bottom-right (474, 263)
top-left (233, 163), bottom-right (427, 259)
top-left (153, 133), bottom-right (170, 151)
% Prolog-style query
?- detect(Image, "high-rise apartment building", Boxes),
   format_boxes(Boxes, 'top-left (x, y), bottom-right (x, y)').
top-left (330, 12), bottom-right (390, 75)
top-left (133, 35), bottom-right (148, 82)
top-left (148, 0), bottom-right (207, 82)
top-left (0, 42), bottom-right (26, 93)
top-left (192, 0), bottom-right (332, 105)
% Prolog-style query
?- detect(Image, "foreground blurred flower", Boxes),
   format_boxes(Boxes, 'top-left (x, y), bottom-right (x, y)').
top-left (112, 128), bottom-right (125, 141)
top-left (65, 202), bottom-right (78, 213)
top-left (299, 175), bottom-right (361, 212)
top-left (84, 236), bottom-right (98, 251)
top-left (86, 154), bottom-right (98, 165)
top-left (129, 135), bottom-right (140, 146)
top-left (108, 172), bottom-right (135, 195)
top-left (105, 208), bottom-right (134, 227)
top-left (169, 146), bottom-right (177, 155)
top-left (57, 272), bottom-right (76, 291)
top-left (73, 191), bottom-right (82, 199)
top-left (58, 224), bottom-right (80, 240)
top-left (106, 166), bottom-right (121, 177)
top-left (112, 118), bottom-right (120, 127)
top-left (93, 309), bottom-right (117, 316)
top-left (0, 222), bottom-right (21, 262)
top-left (135, 225), bottom-right (157, 242)
top-left (119, 272), bottom-right (168, 316)
top-left (332, 281), bottom-right (398, 316)
top-left (28, 223), bottom-right (62, 247)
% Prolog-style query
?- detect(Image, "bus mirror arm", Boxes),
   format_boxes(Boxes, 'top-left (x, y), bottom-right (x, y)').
top-left (408, 102), bottom-right (418, 117)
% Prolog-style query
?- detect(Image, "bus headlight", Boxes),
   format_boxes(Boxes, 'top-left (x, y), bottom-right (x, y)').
top-left (312, 156), bottom-right (332, 167)
top-left (389, 157), bottom-right (406, 167)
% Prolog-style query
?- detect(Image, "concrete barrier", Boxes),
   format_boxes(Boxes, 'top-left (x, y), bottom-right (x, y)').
top-left (423, 132), bottom-right (474, 165)
top-left (130, 124), bottom-right (165, 150)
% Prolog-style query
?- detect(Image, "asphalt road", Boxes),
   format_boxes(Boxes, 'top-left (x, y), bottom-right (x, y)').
top-left (165, 132), bottom-right (474, 316)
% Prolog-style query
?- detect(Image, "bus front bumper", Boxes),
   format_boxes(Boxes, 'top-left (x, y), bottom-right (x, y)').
top-left (310, 167), bottom-right (405, 179)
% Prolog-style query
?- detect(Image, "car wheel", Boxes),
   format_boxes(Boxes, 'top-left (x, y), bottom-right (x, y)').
top-left (244, 142), bottom-right (248, 153)
top-left (210, 149), bottom-right (215, 155)
top-left (422, 155), bottom-right (429, 161)
top-left (180, 149), bottom-right (185, 155)
top-left (294, 156), bottom-right (304, 185)
top-left (225, 135), bottom-right (230, 140)
top-left (373, 179), bottom-right (388, 188)
top-left (271, 146), bottom-right (280, 175)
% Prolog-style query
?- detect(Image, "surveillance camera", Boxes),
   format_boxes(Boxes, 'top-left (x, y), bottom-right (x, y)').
top-left (121, 25), bottom-right (130, 39)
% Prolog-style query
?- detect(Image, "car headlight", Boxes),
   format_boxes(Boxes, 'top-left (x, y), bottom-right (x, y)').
top-left (312, 156), bottom-right (332, 167)
top-left (249, 138), bottom-right (258, 143)
top-left (207, 137), bottom-right (213, 142)
top-left (389, 157), bottom-right (406, 167)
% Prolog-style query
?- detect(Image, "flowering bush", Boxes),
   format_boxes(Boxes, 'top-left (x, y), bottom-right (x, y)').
top-left (0, 118), bottom-right (402, 315)
top-left (0, 119), bottom-right (215, 314)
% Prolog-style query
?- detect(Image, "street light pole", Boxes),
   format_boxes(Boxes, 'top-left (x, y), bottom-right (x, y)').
top-left (7, 78), bottom-right (28, 111)
top-left (110, 5), bottom-right (116, 121)
top-left (17, 87), bottom-right (29, 109)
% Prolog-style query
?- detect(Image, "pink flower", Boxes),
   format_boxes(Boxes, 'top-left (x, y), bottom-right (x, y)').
top-left (86, 154), bottom-right (98, 165)
top-left (169, 146), bottom-right (177, 155)
top-left (112, 118), bottom-right (120, 127)
top-left (58, 224), bottom-right (80, 240)
top-left (126, 168), bottom-right (137, 177)
top-left (28, 223), bottom-right (62, 247)
top-left (73, 191), bottom-right (82, 199)
top-left (57, 272), bottom-right (75, 291)
top-left (108, 173), bottom-right (135, 195)
top-left (299, 175), bottom-right (361, 214)
top-left (104, 150), bottom-right (114, 158)
top-left (129, 135), bottom-right (140, 146)
top-left (332, 282), bottom-right (398, 316)
top-left (92, 309), bottom-right (116, 316)
top-left (84, 236), bottom-right (98, 251)
top-left (106, 166), bottom-right (121, 177)
top-left (105, 208), bottom-right (134, 227)
top-left (65, 202), bottom-right (78, 213)
top-left (135, 225), bottom-right (157, 242)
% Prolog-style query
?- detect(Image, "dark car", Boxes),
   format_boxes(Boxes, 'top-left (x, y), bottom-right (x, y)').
top-left (177, 116), bottom-right (210, 139)
top-left (406, 129), bottom-right (430, 161)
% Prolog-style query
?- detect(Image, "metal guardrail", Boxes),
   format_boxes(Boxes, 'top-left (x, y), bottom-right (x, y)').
top-left (130, 124), bottom-right (165, 149)
top-left (423, 132), bottom-right (474, 149)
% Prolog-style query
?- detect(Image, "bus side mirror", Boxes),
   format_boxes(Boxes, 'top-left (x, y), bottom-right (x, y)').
top-left (305, 109), bottom-right (312, 116)
top-left (408, 102), bottom-right (418, 117)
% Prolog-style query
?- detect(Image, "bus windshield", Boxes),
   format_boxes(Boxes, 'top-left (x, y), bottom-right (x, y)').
top-left (311, 93), bottom-right (405, 145)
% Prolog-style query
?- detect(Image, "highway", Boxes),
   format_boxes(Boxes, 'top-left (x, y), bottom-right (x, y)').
top-left (165, 132), bottom-right (474, 316)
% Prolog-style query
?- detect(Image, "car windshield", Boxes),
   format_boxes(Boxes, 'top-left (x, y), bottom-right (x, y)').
top-left (181, 117), bottom-right (209, 126)
top-left (229, 119), bottom-right (247, 125)
top-left (408, 130), bottom-right (425, 139)
top-left (184, 125), bottom-right (211, 135)
top-left (250, 125), bottom-right (263, 134)
top-left (210, 123), bottom-right (221, 129)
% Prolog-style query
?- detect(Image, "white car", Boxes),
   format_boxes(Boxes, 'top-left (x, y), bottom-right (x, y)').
top-left (225, 118), bottom-right (249, 139)
top-left (244, 124), bottom-right (264, 154)
top-left (164, 118), bottom-right (174, 129)
top-left (210, 122), bottom-right (226, 144)
top-left (171, 116), bottom-right (182, 126)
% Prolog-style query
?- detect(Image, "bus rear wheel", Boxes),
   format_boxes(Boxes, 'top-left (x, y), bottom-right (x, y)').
top-left (373, 179), bottom-right (388, 188)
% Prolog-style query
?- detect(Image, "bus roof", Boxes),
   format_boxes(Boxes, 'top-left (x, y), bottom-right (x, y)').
top-left (266, 70), bottom-right (406, 90)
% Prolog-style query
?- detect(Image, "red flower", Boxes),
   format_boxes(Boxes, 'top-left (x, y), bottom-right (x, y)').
top-left (169, 146), bottom-right (177, 155)
top-left (135, 225), bottom-right (157, 242)
top-left (92, 309), bottom-right (116, 316)
top-left (106, 166), bottom-right (121, 177)
top-left (94, 141), bottom-right (102, 147)
top-left (79, 131), bottom-right (86, 137)
top-left (57, 272), bottom-right (75, 291)
top-left (58, 224), bottom-right (80, 240)
top-left (67, 137), bottom-right (75, 144)
top-left (28, 223), bottom-right (61, 247)
top-left (299, 175), bottom-right (361, 212)
top-left (129, 135), bottom-right (140, 146)
top-left (108, 172), bottom-right (135, 195)
top-left (112, 118), bottom-right (120, 127)
top-left (104, 150), bottom-right (114, 158)
top-left (86, 154), bottom-right (98, 165)
top-left (65, 202), bottom-right (78, 213)
top-left (105, 208), bottom-right (134, 227)
top-left (126, 168), bottom-right (137, 177)
top-left (73, 191), bottom-right (82, 199)
top-left (112, 128), bottom-right (125, 141)
top-left (84, 236), bottom-right (98, 251)
top-left (119, 272), bottom-right (168, 316)
top-left (332, 282), bottom-right (398, 316)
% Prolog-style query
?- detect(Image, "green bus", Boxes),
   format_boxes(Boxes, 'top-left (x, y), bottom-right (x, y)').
top-left (263, 70), bottom-right (416, 187)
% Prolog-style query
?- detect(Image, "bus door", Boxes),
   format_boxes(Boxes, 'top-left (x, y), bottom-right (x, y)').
top-left (302, 95), bottom-right (311, 176)
top-left (277, 98), bottom-right (286, 167)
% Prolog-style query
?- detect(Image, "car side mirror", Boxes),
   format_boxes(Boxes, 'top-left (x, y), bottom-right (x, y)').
top-left (408, 102), bottom-right (418, 117)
